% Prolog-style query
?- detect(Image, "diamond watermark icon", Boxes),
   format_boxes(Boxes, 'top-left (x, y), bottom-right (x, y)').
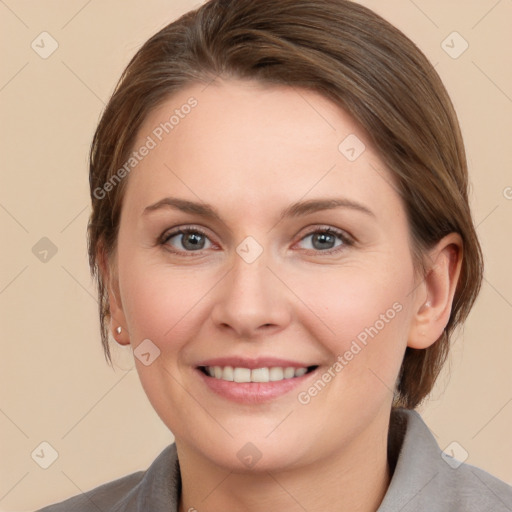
top-left (32, 237), bottom-right (58, 263)
top-left (31, 32), bottom-right (59, 59)
top-left (237, 442), bottom-right (262, 468)
top-left (236, 236), bottom-right (263, 264)
top-left (441, 32), bottom-right (469, 59)
top-left (31, 441), bottom-right (59, 469)
top-left (134, 338), bottom-right (161, 366)
top-left (441, 441), bottom-right (469, 469)
top-left (338, 134), bottom-right (366, 162)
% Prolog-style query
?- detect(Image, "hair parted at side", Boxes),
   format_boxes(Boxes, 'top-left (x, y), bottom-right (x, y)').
top-left (87, 0), bottom-right (483, 409)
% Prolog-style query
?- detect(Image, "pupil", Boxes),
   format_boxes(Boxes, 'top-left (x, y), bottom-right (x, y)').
top-left (184, 233), bottom-right (204, 250)
top-left (313, 232), bottom-right (334, 250)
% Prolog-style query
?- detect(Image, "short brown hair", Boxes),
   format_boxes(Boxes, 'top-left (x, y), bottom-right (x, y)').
top-left (87, 0), bottom-right (484, 409)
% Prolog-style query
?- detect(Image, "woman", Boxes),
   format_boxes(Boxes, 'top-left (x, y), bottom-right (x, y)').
top-left (38, 0), bottom-right (512, 510)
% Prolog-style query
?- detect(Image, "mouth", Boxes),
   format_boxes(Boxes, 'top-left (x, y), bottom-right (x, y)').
top-left (197, 365), bottom-right (319, 383)
top-left (195, 360), bottom-right (319, 405)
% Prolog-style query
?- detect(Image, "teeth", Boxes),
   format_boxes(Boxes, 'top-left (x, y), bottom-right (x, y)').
top-left (203, 366), bottom-right (312, 383)
top-left (222, 366), bottom-right (234, 381)
top-left (269, 367), bottom-right (284, 381)
top-left (294, 367), bottom-right (307, 377)
top-left (284, 367), bottom-right (295, 379)
top-left (251, 367), bottom-right (269, 382)
top-left (233, 367), bottom-right (251, 383)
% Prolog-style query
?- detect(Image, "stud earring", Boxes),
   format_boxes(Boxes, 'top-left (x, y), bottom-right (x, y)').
top-left (116, 326), bottom-right (122, 335)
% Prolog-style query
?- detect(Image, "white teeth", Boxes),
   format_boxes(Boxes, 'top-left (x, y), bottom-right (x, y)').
top-left (222, 365), bottom-right (234, 381)
top-left (269, 367), bottom-right (284, 381)
top-left (284, 367), bottom-right (296, 379)
top-left (251, 367), bottom-right (270, 382)
top-left (233, 367), bottom-right (251, 383)
top-left (204, 365), bottom-right (312, 383)
top-left (294, 367), bottom-right (307, 377)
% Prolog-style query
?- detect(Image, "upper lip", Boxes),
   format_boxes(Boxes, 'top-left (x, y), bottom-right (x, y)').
top-left (196, 357), bottom-right (318, 370)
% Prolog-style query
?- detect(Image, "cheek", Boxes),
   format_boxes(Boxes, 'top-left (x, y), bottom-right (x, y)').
top-left (291, 262), bottom-right (411, 342)
top-left (118, 264), bottom-right (210, 410)
top-left (119, 258), bottom-right (210, 349)
top-left (286, 257), bottom-right (414, 395)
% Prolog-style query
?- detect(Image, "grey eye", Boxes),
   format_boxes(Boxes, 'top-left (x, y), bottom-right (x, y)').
top-left (164, 229), bottom-right (212, 251)
top-left (298, 230), bottom-right (345, 251)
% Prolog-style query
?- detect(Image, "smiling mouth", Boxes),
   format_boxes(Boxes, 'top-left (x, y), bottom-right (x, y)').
top-left (198, 365), bottom-right (319, 383)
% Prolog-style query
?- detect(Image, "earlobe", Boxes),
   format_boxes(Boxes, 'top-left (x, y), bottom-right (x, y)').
top-left (407, 233), bottom-right (463, 349)
top-left (110, 318), bottom-right (130, 346)
top-left (97, 244), bottom-right (130, 346)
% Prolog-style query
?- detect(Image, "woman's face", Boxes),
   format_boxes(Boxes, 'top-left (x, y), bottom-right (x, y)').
top-left (111, 78), bottom-right (427, 471)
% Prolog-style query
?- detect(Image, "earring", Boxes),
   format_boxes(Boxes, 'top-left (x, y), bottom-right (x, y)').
top-left (116, 326), bottom-right (122, 335)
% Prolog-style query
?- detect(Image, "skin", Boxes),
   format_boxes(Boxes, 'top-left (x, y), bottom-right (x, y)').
top-left (100, 78), bottom-right (462, 512)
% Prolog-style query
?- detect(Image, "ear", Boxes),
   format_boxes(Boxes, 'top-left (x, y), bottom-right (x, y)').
top-left (97, 244), bottom-right (130, 346)
top-left (407, 233), bottom-right (463, 349)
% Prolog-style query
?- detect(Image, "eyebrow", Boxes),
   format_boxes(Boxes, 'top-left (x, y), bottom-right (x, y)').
top-left (142, 196), bottom-right (375, 221)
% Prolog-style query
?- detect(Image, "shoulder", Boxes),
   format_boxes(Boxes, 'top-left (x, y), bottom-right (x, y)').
top-left (35, 471), bottom-right (144, 512)
top-left (379, 408), bottom-right (512, 512)
top-left (35, 443), bottom-right (180, 512)
top-left (439, 456), bottom-right (512, 511)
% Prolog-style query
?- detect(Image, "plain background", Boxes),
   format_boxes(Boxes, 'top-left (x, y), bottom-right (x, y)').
top-left (1, 1), bottom-right (511, 510)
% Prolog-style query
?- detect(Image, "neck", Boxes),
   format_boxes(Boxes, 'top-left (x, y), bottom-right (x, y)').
top-left (176, 411), bottom-right (392, 512)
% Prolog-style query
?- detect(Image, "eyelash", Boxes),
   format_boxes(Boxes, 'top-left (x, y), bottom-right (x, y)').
top-left (158, 225), bottom-right (354, 257)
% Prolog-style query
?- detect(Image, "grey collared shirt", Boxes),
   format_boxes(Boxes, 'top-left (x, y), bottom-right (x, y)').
top-left (36, 408), bottom-right (512, 511)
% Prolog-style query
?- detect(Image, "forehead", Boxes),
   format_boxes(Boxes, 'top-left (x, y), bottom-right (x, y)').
top-left (123, 78), bottom-right (401, 220)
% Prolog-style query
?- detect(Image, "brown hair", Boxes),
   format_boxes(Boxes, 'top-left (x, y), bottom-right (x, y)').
top-left (87, 0), bottom-right (483, 409)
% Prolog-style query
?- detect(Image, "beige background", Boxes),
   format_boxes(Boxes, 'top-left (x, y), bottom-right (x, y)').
top-left (1, 0), bottom-right (511, 510)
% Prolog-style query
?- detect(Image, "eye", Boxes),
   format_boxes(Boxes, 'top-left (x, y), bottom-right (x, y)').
top-left (159, 225), bottom-right (353, 256)
top-left (296, 227), bottom-right (353, 254)
top-left (160, 227), bottom-right (213, 254)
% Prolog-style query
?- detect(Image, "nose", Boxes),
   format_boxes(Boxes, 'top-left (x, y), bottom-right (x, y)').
top-left (210, 247), bottom-right (292, 339)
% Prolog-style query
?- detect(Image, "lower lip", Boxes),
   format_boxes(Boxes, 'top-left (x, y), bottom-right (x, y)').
top-left (195, 367), bottom-right (318, 404)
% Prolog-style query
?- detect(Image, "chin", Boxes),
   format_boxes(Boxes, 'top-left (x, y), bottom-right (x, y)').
top-left (214, 445), bottom-right (305, 474)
